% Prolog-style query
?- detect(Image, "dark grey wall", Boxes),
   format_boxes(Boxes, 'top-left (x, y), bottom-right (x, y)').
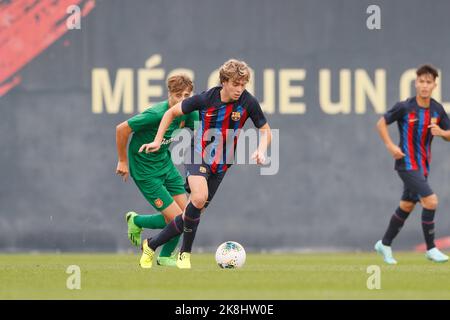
top-left (2, 0), bottom-right (450, 252)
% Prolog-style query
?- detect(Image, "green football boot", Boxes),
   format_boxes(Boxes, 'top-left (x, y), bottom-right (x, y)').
top-left (125, 211), bottom-right (142, 247)
top-left (157, 251), bottom-right (178, 267)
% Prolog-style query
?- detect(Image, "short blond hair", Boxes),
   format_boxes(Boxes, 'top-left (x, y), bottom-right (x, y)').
top-left (219, 59), bottom-right (250, 84)
top-left (167, 74), bottom-right (194, 94)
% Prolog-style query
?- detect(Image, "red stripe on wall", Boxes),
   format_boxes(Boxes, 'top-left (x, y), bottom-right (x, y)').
top-left (0, 0), bottom-right (96, 96)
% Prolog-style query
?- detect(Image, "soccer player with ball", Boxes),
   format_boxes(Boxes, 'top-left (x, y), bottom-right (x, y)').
top-left (115, 74), bottom-right (198, 267)
top-left (139, 59), bottom-right (272, 269)
top-left (375, 64), bottom-right (450, 264)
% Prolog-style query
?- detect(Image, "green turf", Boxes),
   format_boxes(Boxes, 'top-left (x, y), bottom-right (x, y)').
top-left (0, 252), bottom-right (449, 299)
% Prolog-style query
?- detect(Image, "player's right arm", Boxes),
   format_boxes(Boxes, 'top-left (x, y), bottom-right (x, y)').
top-left (376, 117), bottom-right (404, 159)
top-left (139, 103), bottom-right (184, 153)
top-left (139, 93), bottom-right (205, 153)
top-left (376, 102), bottom-right (406, 160)
top-left (115, 121), bottom-right (132, 181)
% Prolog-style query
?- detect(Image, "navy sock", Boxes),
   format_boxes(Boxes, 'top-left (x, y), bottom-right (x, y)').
top-left (422, 208), bottom-right (436, 250)
top-left (180, 202), bottom-right (201, 253)
top-left (382, 207), bottom-right (410, 246)
top-left (148, 215), bottom-right (183, 251)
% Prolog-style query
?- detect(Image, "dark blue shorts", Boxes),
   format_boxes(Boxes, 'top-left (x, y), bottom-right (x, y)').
top-left (397, 170), bottom-right (434, 203)
top-left (184, 163), bottom-right (227, 209)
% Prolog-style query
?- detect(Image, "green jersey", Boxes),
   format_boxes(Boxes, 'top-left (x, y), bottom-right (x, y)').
top-left (127, 100), bottom-right (198, 180)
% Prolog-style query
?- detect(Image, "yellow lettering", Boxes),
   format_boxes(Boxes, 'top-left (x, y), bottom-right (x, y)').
top-left (279, 69), bottom-right (306, 114)
top-left (91, 68), bottom-right (133, 114)
top-left (319, 69), bottom-right (351, 114)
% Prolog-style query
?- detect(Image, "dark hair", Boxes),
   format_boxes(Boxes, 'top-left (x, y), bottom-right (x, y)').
top-left (416, 64), bottom-right (438, 80)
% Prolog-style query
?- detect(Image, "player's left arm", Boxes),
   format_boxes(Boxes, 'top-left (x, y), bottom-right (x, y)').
top-left (139, 103), bottom-right (184, 153)
top-left (429, 124), bottom-right (450, 141)
top-left (429, 110), bottom-right (450, 141)
top-left (252, 122), bottom-right (272, 165)
top-left (248, 96), bottom-right (272, 165)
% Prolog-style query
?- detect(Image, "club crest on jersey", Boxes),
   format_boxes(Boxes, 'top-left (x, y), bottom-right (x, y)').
top-left (154, 198), bottom-right (164, 208)
top-left (431, 117), bottom-right (438, 124)
top-left (199, 166), bottom-right (207, 174)
top-left (231, 111), bottom-right (241, 121)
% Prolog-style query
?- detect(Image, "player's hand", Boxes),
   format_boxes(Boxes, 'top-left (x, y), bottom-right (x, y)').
top-left (139, 141), bottom-right (161, 153)
top-left (116, 161), bottom-right (129, 182)
top-left (428, 123), bottom-right (443, 137)
top-left (251, 150), bottom-right (266, 165)
top-left (387, 144), bottom-right (405, 160)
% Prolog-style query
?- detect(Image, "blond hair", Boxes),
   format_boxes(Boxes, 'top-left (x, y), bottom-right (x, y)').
top-left (219, 59), bottom-right (250, 84)
top-left (167, 74), bottom-right (194, 93)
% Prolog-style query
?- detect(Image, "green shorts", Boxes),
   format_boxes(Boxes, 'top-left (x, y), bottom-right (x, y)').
top-left (133, 165), bottom-right (186, 211)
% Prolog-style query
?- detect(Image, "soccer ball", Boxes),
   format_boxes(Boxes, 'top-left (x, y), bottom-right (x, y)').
top-left (215, 241), bottom-right (246, 269)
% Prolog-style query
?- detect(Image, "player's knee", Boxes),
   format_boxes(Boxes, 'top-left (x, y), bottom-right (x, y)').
top-left (190, 193), bottom-right (208, 209)
top-left (422, 194), bottom-right (438, 210)
top-left (164, 212), bottom-right (178, 223)
top-left (399, 201), bottom-right (415, 213)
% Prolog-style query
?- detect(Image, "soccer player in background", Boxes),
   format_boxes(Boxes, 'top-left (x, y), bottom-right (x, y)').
top-left (138, 59), bottom-right (272, 269)
top-left (375, 64), bottom-right (450, 264)
top-left (115, 74), bottom-right (198, 267)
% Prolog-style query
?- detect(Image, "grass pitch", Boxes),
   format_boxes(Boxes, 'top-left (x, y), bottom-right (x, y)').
top-left (1, 252), bottom-right (449, 299)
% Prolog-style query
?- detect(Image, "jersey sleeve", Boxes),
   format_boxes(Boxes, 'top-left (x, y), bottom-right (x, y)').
top-left (127, 110), bottom-right (160, 132)
top-left (247, 96), bottom-right (267, 128)
top-left (183, 111), bottom-right (200, 130)
top-left (438, 107), bottom-right (450, 130)
top-left (383, 102), bottom-right (406, 125)
top-left (181, 92), bottom-right (207, 114)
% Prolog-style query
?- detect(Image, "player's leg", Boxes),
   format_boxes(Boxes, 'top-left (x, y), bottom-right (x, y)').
top-left (131, 177), bottom-right (171, 229)
top-left (163, 165), bottom-right (189, 221)
top-left (126, 177), bottom-right (168, 247)
top-left (176, 170), bottom-right (226, 269)
top-left (156, 194), bottom-right (187, 265)
top-left (144, 176), bottom-right (192, 260)
top-left (381, 199), bottom-right (416, 247)
top-left (171, 163), bottom-right (209, 269)
top-left (172, 193), bottom-right (188, 213)
top-left (144, 164), bottom-right (208, 269)
top-left (154, 200), bottom-right (184, 266)
top-left (420, 193), bottom-right (438, 250)
top-left (157, 168), bottom-right (189, 265)
top-left (398, 171), bottom-right (447, 262)
top-left (375, 199), bottom-right (415, 264)
top-left (179, 174), bottom-right (208, 252)
top-left (145, 207), bottom-right (185, 258)
top-left (200, 170), bottom-right (226, 212)
top-left (375, 171), bottom-right (419, 264)
top-left (138, 185), bottom-right (181, 268)
top-left (420, 193), bottom-right (448, 262)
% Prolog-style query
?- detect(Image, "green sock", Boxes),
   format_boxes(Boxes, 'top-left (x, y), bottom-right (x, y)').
top-left (133, 213), bottom-right (166, 229)
top-left (159, 234), bottom-right (181, 257)
top-left (133, 213), bottom-right (180, 257)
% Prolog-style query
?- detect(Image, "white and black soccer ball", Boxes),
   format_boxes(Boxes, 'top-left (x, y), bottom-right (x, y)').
top-left (215, 241), bottom-right (246, 269)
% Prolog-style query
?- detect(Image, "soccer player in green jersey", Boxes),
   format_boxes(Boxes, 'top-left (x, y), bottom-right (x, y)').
top-left (115, 74), bottom-right (198, 267)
